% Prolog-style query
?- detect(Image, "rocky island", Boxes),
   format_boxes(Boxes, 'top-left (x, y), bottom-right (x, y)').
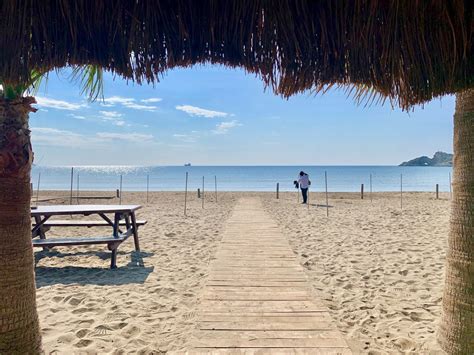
top-left (400, 151), bottom-right (453, 166)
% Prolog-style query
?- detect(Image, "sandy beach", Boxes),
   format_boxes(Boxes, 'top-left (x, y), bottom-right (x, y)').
top-left (34, 191), bottom-right (449, 354)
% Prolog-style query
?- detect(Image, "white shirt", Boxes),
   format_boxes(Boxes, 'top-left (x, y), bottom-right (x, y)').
top-left (298, 174), bottom-right (310, 189)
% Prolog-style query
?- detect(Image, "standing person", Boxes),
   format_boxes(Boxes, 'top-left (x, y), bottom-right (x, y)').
top-left (298, 171), bottom-right (310, 204)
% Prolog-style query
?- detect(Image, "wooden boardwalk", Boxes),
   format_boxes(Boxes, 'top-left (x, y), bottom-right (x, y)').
top-left (191, 198), bottom-right (351, 354)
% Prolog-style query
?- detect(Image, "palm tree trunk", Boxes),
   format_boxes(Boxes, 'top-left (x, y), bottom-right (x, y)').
top-left (0, 97), bottom-right (42, 353)
top-left (438, 89), bottom-right (474, 354)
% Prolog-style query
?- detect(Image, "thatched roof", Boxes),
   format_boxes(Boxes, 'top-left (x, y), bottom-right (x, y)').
top-left (0, 0), bottom-right (472, 109)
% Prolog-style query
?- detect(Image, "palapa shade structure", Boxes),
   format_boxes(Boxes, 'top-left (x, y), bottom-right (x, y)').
top-left (1, 0), bottom-right (473, 109)
top-left (0, 1), bottom-right (472, 353)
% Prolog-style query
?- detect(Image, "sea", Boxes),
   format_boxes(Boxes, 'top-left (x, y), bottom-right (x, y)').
top-left (31, 166), bottom-right (453, 193)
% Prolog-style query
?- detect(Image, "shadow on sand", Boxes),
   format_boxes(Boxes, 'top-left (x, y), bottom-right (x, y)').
top-left (35, 250), bottom-right (154, 288)
top-left (308, 204), bottom-right (334, 208)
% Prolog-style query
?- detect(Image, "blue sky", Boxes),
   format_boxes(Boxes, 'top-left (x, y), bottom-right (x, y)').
top-left (30, 65), bottom-right (454, 166)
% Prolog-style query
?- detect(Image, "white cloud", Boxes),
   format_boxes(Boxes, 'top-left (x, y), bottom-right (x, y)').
top-left (212, 120), bottom-right (241, 135)
top-left (67, 113), bottom-right (86, 120)
top-left (176, 105), bottom-right (228, 118)
top-left (102, 96), bottom-right (157, 111)
top-left (31, 127), bottom-right (96, 147)
top-left (31, 127), bottom-right (155, 147)
top-left (97, 110), bottom-right (128, 126)
top-left (36, 96), bottom-right (84, 111)
top-left (97, 132), bottom-right (154, 143)
top-left (102, 96), bottom-right (135, 106)
top-left (173, 133), bottom-right (199, 143)
top-left (99, 111), bottom-right (122, 118)
top-left (123, 103), bottom-right (157, 111)
top-left (141, 98), bottom-right (162, 103)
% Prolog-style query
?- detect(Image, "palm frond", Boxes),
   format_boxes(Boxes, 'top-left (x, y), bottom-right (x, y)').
top-left (70, 66), bottom-right (104, 102)
top-left (26, 70), bottom-right (47, 96)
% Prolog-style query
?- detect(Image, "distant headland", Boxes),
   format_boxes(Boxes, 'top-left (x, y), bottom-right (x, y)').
top-left (400, 151), bottom-right (453, 166)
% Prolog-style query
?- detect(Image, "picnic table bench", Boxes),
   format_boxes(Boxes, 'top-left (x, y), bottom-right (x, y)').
top-left (31, 205), bottom-right (145, 269)
top-left (34, 219), bottom-right (147, 228)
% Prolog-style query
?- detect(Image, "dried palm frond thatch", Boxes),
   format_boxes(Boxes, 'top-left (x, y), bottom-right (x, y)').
top-left (0, 0), bottom-right (472, 109)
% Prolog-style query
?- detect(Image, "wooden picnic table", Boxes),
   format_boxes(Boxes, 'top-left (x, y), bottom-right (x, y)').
top-left (31, 205), bottom-right (143, 268)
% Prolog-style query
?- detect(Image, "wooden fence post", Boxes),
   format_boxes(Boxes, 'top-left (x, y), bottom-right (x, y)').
top-left (276, 183), bottom-right (279, 199)
top-left (119, 174), bottom-right (123, 205)
top-left (361, 184), bottom-right (364, 199)
top-left (436, 183), bottom-right (439, 199)
top-left (36, 172), bottom-right (41, 206)
top-left (76, 173), bottom-right (80, 204)
top-left (69, 167), bottom-right (74, 204)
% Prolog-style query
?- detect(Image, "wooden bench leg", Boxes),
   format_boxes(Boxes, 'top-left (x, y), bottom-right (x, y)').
top-left (130, 212), bottom-right (140, 251)
top-left (110, 248), bottom-right (117, 269)
top-left (108, 242), bottom-right (119, 269)
top-left (33, 215), bottom-right (50, 251)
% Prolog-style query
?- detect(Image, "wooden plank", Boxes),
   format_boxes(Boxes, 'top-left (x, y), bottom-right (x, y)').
top-left (203, 289), bottom-right (310, 295)
top-left (199, 301), bottom-right (327, 312)
top-left (31, 204), bottom-right (141, 216)
top-left (33, 219), bottom-right (147, 227)
top-left (198, 321), bottom-right (335, 331)
top-left (208, 276), bottom-right (307, 281)
top-left (209, 269), bottom-right (304, 273)
top-left (203, 295), bottom-right (309, 301)
top-left (198, 314), bottom-right (334, 322)
top-left (207, 281), bottom-right (310, 287)
top-left (32, 236), bottom-right (126, 247)
top-left (193, 330), bottom-right (343, 338)
top-left (193, 348), bottom-right (352, 354)
top-left (194, 338), bottom-right (349, 348)
top-left (206, 286), bottom-right (310, 292)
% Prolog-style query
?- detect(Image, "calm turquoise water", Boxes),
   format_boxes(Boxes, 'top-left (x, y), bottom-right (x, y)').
top-left (31, 166), bottom-right (453, 192)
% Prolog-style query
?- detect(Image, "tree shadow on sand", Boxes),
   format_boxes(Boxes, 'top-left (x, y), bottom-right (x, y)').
top-left (35, 250), bottom-right (154, 288)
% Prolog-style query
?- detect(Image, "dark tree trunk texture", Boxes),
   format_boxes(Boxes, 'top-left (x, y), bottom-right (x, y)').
top-left (438, 89), bottom-right (474, 354)
top-left (0, 97), bottom-right (42, 353)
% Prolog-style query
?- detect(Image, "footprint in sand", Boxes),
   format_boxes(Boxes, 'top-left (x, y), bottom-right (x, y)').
top-left (109, 321), bottom-right (128, 330)
top-left (52, 296), bottom-right (63, 303)
top-left (392, 337), bottom-right (416, 351)
top-left (91, 325), bottom-right (112, 337)
top-left (122, 325), bottom-right (141, 339)
top-left (183, 311), bottom-right (196, 320)
top-left (75, 329), bottom-right (89, 338)
top-left (72, 307), bottom-right (96, 314)
top-left (58, 333), bottom-right (76, 344)
top-left (74, 339), bottom-right (93, 348)
top-left (104, 312), bottom-right (129, 322)
top-left (67, 297), bottom-right (85, 306)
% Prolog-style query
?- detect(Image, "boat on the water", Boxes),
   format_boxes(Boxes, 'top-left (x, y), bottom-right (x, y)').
top-left (184, 163), bottom-right (191, 166)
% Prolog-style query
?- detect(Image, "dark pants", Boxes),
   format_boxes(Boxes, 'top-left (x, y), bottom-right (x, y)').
top-left (301, 188), bottom-right (308, 203)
